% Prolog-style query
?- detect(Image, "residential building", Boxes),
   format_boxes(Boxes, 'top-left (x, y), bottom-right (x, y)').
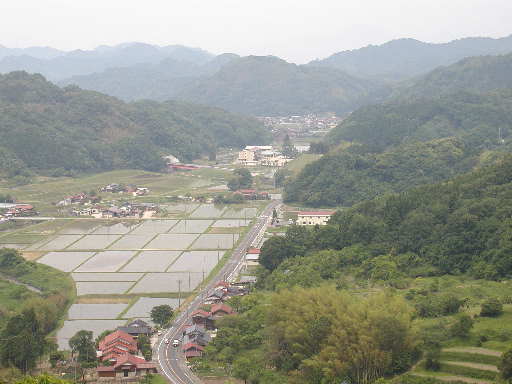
top-left (117, 319), bottom-right (152, 338)
top-left (98, 330), bottom-right (138, 362)
top-left (97, 353), bottom-right (157, 378)
top-left (191, 309), bottom-right (214, 330)
top-left (211, 303), bottom-right (234, 318)
top-left (183, 343), bottom-right (205, 359)
top-left (296, 211), bottom-right (336, 226)
top-left (245, 247), bottom-right (260, 269)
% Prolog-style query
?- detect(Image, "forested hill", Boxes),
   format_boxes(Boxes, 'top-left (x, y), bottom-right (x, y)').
top-left (285, 90), bottom-right (512, 206)
top-left (0, 71), bottom-right (269, 176)
top-left (394, 53), bottom-right (512, 100)
top-left (311, 35), bottom-right (512, 80)
top-left (174, 55), bottom-right (390, 116)
top-left (269, 156), bottom-right (512, 287)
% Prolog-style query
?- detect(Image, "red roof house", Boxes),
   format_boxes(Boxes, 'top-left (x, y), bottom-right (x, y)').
top-left (97, 353), bottom-right (157, 378)
top-left (211, 303), bottom-right (234, 317)
top-left (98, 330), bottom-right (138, 362)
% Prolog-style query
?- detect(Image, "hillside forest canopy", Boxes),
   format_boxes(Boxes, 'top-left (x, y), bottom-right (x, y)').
top-left (0, 71), bottom-right (270, 177)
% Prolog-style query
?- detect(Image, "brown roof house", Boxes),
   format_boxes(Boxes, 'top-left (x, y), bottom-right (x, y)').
top-left (97, 353), bottom-right (157, 379)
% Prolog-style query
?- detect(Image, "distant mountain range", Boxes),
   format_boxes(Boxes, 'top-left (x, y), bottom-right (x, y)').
top-left (3, 35), bottom-right (512, 115)
top-left (0, 42), bottom-right (213, 80)
top-left (311, 35), bottom-right (512, 80)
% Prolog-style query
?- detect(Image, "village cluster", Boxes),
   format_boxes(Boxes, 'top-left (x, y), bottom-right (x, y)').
top-left (94, 278), bottom-right (251, 379)
top-left (257, 113), bottom-right (341, 138)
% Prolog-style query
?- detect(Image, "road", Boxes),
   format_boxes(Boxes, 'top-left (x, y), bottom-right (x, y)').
top-left (155, 200), bottom-right (280, 384)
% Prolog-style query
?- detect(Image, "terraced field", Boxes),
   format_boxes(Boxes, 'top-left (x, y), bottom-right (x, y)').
top-left (0, 203), bottom-right (259, 350)
top-left (412, 348), bottom-right (502, 384)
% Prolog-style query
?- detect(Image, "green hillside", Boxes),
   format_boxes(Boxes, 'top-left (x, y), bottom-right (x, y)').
top-left (0, 71), bottom-right (269, 177)
top-left (175, 55), bottom-right (390, 116)
top-left (275, 156), bottom-right (512, 281)
top-left (395, 53), bottom-right (512, 101)
top-left (285, 90), bottom-right (512, 206)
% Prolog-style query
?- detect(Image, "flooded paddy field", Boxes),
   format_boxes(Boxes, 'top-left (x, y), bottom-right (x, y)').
top-left (123, 297), bottom-right (182, 319)
top-left (38, 251), bottom-right (96, 272)
top-left (13, 203), bottom-right (260, 349)
top-left (121, 250), bottom-right (182, 272)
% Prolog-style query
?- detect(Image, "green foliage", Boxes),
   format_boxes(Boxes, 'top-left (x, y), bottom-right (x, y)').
top-left (396, 53), bottom-right (512, 101)
top-left (150, 305), bottom-right (174, 327)
top-left (175, 56), bottom-right (390, 116)
top-left (266, 157), bottom-right (512, 298)
top-left (204, 287), bottom-right (417, 384)
top-left (286, 90), bottom-right (512, 207)
top-left (12, 374), bottom-right (72, 384)
top-left (227, 168), bottom-right (253, 191)
top-left (213, 193), bottom-right (245, 204)
top-left (138, 334), bottom-right (152, 361)
top-left (69, 330), bottom-right (96, 364)
top-left (499, 349), bottom-right (512, 380)
top-left (0, 308), bottom-right (49, 372)
top-left (436, 362), bottom-right (497, 380)
top-left (480, 298), bottom-right (503, 317)
top-left (281, 134), bottom-right (298, 159)
top-left (0, 71), bottom-right (270, 175)
top-left (449, 314), bottom-right (474, 338)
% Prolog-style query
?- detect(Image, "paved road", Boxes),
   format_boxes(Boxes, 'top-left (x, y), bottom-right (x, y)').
top-left (154, 200), bottom-right (280, 384)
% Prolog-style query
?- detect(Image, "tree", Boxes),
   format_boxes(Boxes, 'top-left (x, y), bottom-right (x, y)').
top-left (281, 134), bottom-right (298, 159)
top-left (450, 313), bottom-right (474, 338)
top-left (69, 330), bottom-right (96, 364)
top-left (259, 236), bottom-right (296, 271)
top-left (0, 308), bottom-right (48, 372)
top-left (138, 334), bottom-right (152, 361)
top-left (228, 168), bottom-right (253, 191)
top-left (500, 349), bottom-right (512, 381)
top-left (480, 298), bottom-right (503, 317)
top-left (151, 305), bottom-right (174, 327)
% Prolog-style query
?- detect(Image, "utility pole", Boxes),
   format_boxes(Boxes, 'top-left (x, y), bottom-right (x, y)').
top-left (178, 280), bottom-right (181, 307)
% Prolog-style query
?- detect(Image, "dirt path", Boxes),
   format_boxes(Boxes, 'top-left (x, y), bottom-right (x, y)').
top-left (444, 361), bottom-right (498, 372)
top-left (0, 272), bottom-right (42, 293)
top-left (411, 373), bottom-right (492, 384)
top-left (444, 347), bottom-right (502, 357)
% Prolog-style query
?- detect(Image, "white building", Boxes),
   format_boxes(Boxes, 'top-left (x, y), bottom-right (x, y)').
top-left (296, 211), bottom-right (336, 226)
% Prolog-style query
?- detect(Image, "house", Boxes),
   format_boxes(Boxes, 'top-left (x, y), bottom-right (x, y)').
top-left (211, 303), bottom-right (234, 318)
top-left (204, 289), bottom-right (226, 304)
top-left (296, 211), bottom-right (336, 226)
top-left (191, 309), bottom-right (214, 330)
top-left (182, 324), bottom-right (211, 346)
top-left (97, 353), bottom-right (157, 378)
top-left (98, 330), bottom-right (138, 362)
top-left (245, 247), bottom-right (260, 269)
top-left (117, 319), bottom-right (152, 338)
top-left (182, 343), bottom-right (205, 359)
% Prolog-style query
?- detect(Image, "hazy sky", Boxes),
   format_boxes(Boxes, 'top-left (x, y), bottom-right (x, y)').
top-left (2, 0), bottom-right (512, 63)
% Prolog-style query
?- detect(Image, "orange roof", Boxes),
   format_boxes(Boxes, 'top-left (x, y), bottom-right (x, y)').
top-left (182, 343), bottom-right (205, 352)
top-left (114, 353), bottom-right (156, 369)
top-left (98, 330), bottom-right (136, 352)
top-left (211, 303), bottom-right (234, 316)
top-left (191, 309), bottom-right (211, 318)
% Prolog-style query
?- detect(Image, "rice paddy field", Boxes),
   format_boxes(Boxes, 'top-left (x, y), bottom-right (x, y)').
top-left (0, 202), bottom-right (261, 350)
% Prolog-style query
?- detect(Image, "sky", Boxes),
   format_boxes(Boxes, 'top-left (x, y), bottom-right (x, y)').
top-left (2, 0), bottom-right (512, 63)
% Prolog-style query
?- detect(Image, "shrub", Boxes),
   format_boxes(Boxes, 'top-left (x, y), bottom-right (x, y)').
top-left (480, 298), bottom-right (503, 317)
